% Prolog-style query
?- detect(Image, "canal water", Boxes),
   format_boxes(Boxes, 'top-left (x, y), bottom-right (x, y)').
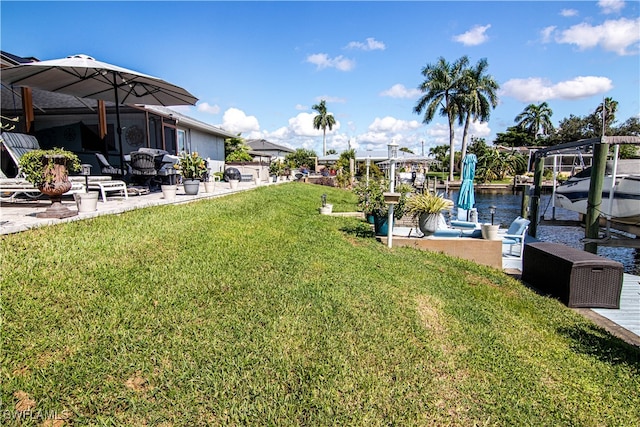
top-left (447, 190), bottom-right (640, 275)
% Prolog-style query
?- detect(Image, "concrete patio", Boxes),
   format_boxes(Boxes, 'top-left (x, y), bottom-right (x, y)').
top-left (0, 179), bottom-right (273, 235)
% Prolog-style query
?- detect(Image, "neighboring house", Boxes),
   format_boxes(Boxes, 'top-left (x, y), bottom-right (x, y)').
top-left (0, 51), bottom-right (235, 175)
top-left (246, 139), bottom-right (294, 162)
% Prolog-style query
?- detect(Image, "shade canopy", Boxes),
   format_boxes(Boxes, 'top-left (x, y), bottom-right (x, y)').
top-left (457, 154), bottom-right (477, 212)
top-left (1, 54), bottom-right (198, 175)
top-left (1, 54), bottom-right (198, 106)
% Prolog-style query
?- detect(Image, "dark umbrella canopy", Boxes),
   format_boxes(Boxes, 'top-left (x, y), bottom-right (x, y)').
top-left (1, 54), bottom-right (198, 174)
top-left (457, 154), bottom-right (477, 216)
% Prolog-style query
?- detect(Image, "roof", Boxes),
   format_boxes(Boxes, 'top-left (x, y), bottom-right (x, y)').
top-left (318, 150), bottom-right (438, 163)
top-left (246, 139), bottom-right (294, 153)
top-left (1, 51), bottom-right (39, 68)
top-left (143, 105), bottom-right (236, 139)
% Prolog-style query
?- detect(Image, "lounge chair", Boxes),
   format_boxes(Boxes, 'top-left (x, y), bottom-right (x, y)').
top-left (0, 132), bottom-right (123, 200)
top-left (95, 153), bottom-right (130, 177)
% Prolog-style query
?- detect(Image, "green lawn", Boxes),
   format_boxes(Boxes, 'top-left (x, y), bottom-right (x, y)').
top-left (1, 183), bottom-right (638, 426)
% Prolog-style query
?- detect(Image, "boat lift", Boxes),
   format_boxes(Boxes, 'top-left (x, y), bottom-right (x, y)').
top-left (530, 135), bottom-right (640, 252)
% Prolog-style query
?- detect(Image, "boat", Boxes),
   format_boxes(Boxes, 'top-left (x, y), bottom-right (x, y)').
top-left (554, 159), bottom-right (640, 226)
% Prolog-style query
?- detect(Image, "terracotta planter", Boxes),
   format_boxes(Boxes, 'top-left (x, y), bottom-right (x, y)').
top-left (37, 156), bottom-right (76, 219)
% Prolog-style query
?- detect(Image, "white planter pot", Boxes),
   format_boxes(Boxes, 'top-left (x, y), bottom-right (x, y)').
top-left (204, 181), bottom-right (215, 193)
top-left (418, 212), bottom-right (444, 236)
top-left (319, 204), bottom-right (333, 215)
top-left (481, 224), bottom-right (500, 240)
top-left (161, 184), bottom-right (177, 200)
top-left (229, 179), bottom-right (239, 190)
top-left (74, 192), bottom-right (99, 213)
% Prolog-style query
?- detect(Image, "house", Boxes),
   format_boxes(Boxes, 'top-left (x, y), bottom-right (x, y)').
top-left (246, 139), bottom-right (294, 162)
top-left (1, 51), bottom-right (235, 175)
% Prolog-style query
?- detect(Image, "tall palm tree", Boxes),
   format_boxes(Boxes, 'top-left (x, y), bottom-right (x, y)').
top-left (414, 55), bottom-right (469, 181)
top-left (594, 97), bottom-right (618, 136)
top-left (458, 58), bottom-right (499, 162)
top-left (515, 102), bottom-right (554, 139)
top-left (312, 100), bottom-right (336, 156)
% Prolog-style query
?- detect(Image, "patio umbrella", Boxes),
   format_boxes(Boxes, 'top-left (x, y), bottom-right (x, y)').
top-left (457, 154), bottom-right (477, 220)
top-left (1, 54), bottom-right (198, 175)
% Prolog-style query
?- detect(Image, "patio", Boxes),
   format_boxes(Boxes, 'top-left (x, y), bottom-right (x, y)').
top-left (0, 178), bottom-right (271, 235)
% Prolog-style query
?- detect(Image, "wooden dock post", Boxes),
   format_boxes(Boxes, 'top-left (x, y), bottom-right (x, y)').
top-left (520, 185), bottom-right (530, 220)
top-left (584, 140), bottom-right (609, 254)
top-left (529, 156), bottom-right (544, 237)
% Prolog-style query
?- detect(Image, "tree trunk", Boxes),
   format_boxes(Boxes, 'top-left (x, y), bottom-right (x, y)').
top-left (460, 114), bottom-right (471, 163)
top-left (448, 114), bottom-right (455, 182)
top-left (322, 129), bottom-right (327, 156)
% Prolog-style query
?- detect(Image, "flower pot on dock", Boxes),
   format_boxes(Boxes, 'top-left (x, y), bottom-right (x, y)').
top-left (481, 224), bottom-right (500, 240)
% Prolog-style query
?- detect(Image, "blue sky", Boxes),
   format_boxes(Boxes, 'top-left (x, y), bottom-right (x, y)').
top-left (2, 1), bottom-right (639, 156)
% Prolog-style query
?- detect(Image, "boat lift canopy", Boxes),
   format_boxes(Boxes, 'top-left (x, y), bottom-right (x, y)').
top-left (529, 135), bottom-right (640, 251)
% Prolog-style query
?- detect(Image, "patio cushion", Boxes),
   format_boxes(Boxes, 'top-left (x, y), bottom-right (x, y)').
top-left (433, 229), bottom-right (462, 238)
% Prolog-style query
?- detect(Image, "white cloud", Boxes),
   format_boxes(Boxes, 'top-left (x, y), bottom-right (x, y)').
top-left (555, 17), bottom-right (640, 55)
top-left (345, 37), bottom-right (386, 51)
top-left (306, 53), bottom-right (355, 71)
top-left (540, 26), bottom-right (556, 43)
top-left (560, 9), bottom-right (579, 17)
top-left (453, 24), bottom-right (491, 46)
top-left (598, 0), bottom-right (625, 14)
top-left (287, 112), bottom-right (341, 137)
top-left (295, 104), bottom-right (307, 111)
top-left (368, 116), bottom-right (421, 133)
top-left (314, 95), bottom-right (347, 104)
top-left (501, 76), bottom-right (613, 102)
top-left (221, 108), bottom-right (260, 134)
top-left (197, 102), bottom-right (220, 115)
top-left (380, 83), bottom-right (421, 99)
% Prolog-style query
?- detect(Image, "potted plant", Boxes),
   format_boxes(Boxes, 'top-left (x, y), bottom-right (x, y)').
top-left (175, 151), bottom-right (207, 195)
top-left (406, 191), bottom-right (454, 236)
top-left (203, 171), bottom-right (216, 193)
top-left (352, 179), bottom-right (411, 236)
top-left (19, 147), bottom-right (81, 218)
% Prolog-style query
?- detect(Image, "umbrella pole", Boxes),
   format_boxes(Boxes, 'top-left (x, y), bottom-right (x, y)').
top-left (112, 72), bottom-right (126, 178)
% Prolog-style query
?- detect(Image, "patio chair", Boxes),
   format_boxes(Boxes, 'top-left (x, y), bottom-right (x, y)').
top-left (1, 131), bottom-right (41, 178)
top-left (129, 151), bottom-right (157, 189)
top-left (499, 217), bottom-right (530, 257)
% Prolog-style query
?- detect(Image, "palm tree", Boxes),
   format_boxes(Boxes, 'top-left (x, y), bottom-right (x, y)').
top-left (458, 58), bottom-right (499, 162)
top-left (414, 55), bottom-right (469, 181)
top-left (594, 97), bottom-right (618, 136)
top-left (515, 102), bottom-right (555, 139)
top-left (312, 100), bottom-right (336, 156)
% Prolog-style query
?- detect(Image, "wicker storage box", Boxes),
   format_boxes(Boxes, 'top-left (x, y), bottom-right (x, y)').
top-left (522, 242), bottom-right (623, 308)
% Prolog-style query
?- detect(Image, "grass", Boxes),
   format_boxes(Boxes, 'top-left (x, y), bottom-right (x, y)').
top-left (1, 183), bottom-right (638, 426)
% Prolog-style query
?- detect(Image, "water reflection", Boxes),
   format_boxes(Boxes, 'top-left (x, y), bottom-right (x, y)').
top-left (447, 190), bottom-right (639, 274)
